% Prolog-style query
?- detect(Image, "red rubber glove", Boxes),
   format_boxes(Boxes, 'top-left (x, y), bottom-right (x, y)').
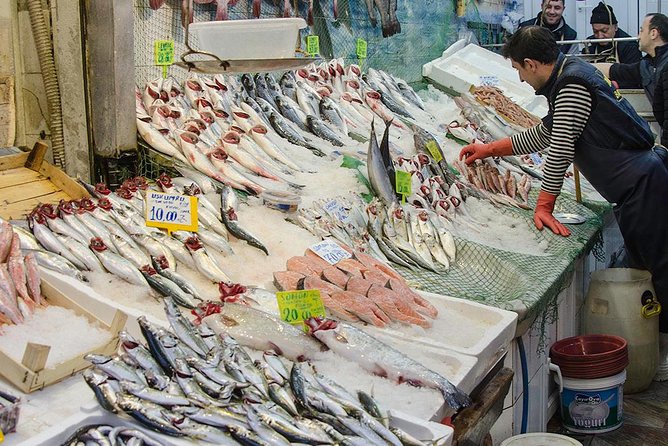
top-left (459, 137), bottom-right (513, 165)
top-left (534, 190), bottom-right (571, 237)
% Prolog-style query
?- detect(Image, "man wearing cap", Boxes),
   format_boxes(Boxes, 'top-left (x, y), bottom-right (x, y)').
top-left (582, 2), bottom-right (642, 64)
top-left (519, 0), bottom-right (577, 53)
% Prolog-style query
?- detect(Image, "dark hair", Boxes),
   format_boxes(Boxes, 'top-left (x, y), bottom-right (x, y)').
top-left (503, 26), bottom-right (560, 66)
top-left (647, 13), bottom-right (668, 42)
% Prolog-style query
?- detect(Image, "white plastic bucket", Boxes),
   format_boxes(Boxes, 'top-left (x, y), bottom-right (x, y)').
top-left (500, 433), bottom-right (583, 445)
top-left (553, 368), bottom-right (626, 434)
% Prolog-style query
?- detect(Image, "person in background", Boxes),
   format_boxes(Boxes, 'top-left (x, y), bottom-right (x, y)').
top-left (596, 14), bottom-right (668, 143)
top-left (459, 26), bottom-right (668, 380)
top-left (519, 0), bottom-right (576, 53)
top-left (582, 2), bottom-right (642, 64)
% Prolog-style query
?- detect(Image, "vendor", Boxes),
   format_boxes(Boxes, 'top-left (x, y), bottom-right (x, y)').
top-left (596, 13), bottom-right (668, 142)
top-left (519, 0), bottom-right (576, 54)
top-left (459, 27), bottom-right (668, 376)
top-left (582, 2), bottom-right (642, 64)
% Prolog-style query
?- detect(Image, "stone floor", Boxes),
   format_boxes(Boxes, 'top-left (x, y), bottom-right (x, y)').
top-left (547, 380), bottom-right (668, 446)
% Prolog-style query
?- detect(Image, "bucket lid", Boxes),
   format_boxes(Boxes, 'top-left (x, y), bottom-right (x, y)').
top-left (500, 433), bottom-right (583, 446)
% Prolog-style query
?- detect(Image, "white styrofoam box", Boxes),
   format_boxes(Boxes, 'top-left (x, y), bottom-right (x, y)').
top-left (190, 18), bottom-right (307, 60)
top-left (365, 291), bottom-right (517, 386)
top-left (38, 267), bottom-right (167, 339)
top-left (422, 41), bottom-right (548, 117)
top-left (389, 409), bottom-right (454, 446)
top-left (19, 408), bottom-right (184, 446)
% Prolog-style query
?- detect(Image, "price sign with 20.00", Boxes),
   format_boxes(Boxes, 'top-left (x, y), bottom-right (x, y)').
top-left (145, 191), bottom-right (199, 233)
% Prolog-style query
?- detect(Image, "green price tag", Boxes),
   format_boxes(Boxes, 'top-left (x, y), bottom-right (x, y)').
top-left (395, 170), bottom-right (412, 197)
top-left (307, 35), bottom-right (320, 56)
top-left (356, 38), bottom-right (367, 59)
top-left (154, 40), bottom-right (174, 66)
top-left (276, 289), bottom-right (326, 330)
top-left (426, 140), bottom-right (443, 162)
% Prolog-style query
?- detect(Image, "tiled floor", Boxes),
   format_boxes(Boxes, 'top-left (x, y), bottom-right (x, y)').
top-left (547, 380), bottom-right (668, 446)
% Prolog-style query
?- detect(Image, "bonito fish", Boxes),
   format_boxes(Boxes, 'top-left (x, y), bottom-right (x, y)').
top-left (305, 319), bottom-right (471, 412)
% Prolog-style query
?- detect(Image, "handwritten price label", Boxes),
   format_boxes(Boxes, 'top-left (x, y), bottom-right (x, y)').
top-left (310, 239), bottom-right (351, 265)
top-left (479, 75), bottom-right (499, 87)
top-left (307, 35), bottom-right (320, 56)
top-left (395, 170), bottom-right (412, 196)
top-left (145, 191), bottom-right (198, 233)
top-left (276, 289), bottom-right (326, 329)
top-left (356, 38), bottom-right (367, 59)
top-left (322, 199), bottom-right (350, 224)
top-left (530, 153), bottom-right (544, 166)
top-left (154, 40), bottom-right (174, 66)
top-left (426, 140), bottom-right (443, 162)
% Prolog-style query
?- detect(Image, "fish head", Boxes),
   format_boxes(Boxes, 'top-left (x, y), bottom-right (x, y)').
top-left (121, 179), bottom-right (138, 193)
top-left (156, 173), bottom-right (173, 190)
top-left (222, 131), bottom-right (241, 145)
top-left (89, 237), bottom-right (108, 252)
top-left (78, 197), bottom-right (97, 212)
top-left (39, 203), bottom-right (57, 219)
top-left (57, 199), bottom-right (75, 215)
top-left (97, 198), bottom-right (113, 211)
top-left (140, 265), bottom-right (157, 276)
top-left (95, 183), bottom-right (111, 196)
top-left (115, 187), bottom-right (134, 200)
top-left (184, 235), bottom-right (204, 252)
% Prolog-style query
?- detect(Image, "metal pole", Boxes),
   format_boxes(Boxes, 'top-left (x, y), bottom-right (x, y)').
top-left (483, 36), bottom-right (639, 49)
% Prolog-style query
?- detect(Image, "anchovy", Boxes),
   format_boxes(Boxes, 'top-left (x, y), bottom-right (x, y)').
top-left (118, 331), bottom-right (165, 377)
top-left (306, 320), bottom-right (471, 412)
top-left (220, 186), bottom-right (269, 255)
top-left (84, 353), bottom-right (146, 384)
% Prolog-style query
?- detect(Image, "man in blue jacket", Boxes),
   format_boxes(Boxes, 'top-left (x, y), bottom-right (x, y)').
top-left (582, 2), bottom-right (642, 64)
top-left (519, 0), bottom-right (576, 53)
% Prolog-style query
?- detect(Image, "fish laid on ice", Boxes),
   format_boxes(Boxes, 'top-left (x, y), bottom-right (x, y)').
top-left (220, 186), bottom-right (269, 255)
top-left (306, 319), bottom-right (471, 412)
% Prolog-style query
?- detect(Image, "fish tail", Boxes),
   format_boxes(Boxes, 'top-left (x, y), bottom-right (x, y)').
top-left (439, 380), bottom-right (472, 412)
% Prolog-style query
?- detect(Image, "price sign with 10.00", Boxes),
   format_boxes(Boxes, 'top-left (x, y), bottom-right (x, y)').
top-left (145, 191), bottom-right (199, 233)
top-left (276, 289), bottom-right (327, 329)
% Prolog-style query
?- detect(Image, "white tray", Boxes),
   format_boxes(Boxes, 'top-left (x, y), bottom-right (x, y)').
top-left (364, 290), bottom-right (517, 384)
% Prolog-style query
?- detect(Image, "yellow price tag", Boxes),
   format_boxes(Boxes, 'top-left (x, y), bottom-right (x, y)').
top-left (395, 170), bottom-right (412, 197)
top-left (154, 40), bottom-right (174, 66)
top-left (145, 191), bottom-right (199, 233)
top-left (276, 289), bottom-right (326, 329)
top-left (426, 140), bottom-right (443, 163)
top-left (0, 428), bottom-right (4, 443)
top-left (356, 38), bottom-right (367, 59)
top-left (307, 35), bottom-right (320, 56)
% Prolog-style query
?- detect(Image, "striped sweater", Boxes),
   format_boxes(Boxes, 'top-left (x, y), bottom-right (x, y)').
top-left (510, 84), bottom-right (592, 195)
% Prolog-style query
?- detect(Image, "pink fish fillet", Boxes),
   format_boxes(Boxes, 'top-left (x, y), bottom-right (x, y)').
top-left (330, 291), bottom-right (389, 327)
top-left (320, 292), bottom-right (360, 323)
top-left (335, 258), bottom-right (366, 277)
top-left (302, 275), bottom-right (343, 294)
top-left (368, 284), bottom-right (431, 328)
top-left (303, 249), bottom-right (334, 271)
top-left (25, 253), bottom-right (43, 306)
top-left (361, 269), bottom-right (390, 287)
top-left (353, 249), bottom-right (405, 282)
top-left (273, 270), bottom-right (304, 291)
top-left (0, 221), bottom-right (12, 262)
top-left (321, 266), bottom-right (351, 289)
top-left (345, 277), bottom-right (373, 296)
top-left (388, 278), bottom-right (438, 319)
top-left (286, 257), bottom-right (320, 276)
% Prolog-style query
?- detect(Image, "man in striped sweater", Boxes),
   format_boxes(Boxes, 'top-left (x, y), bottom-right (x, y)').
top-left (460, 26), bottom-right (668, 360)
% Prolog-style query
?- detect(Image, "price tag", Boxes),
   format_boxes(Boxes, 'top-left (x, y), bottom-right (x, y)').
top-left (307, 35), bottom-right (320, 56)
top-left (426, 140), bottom-right (443, 162)
top-left (154, 40), bottom-right (174, 65)
top-left (356, 38), bottom-right (367, 59)
top-left (530, 153), bottom-right (544, 166)
top-left (0, 428), bottom-right (3, 443)
top-left (310, 239), bottom-right (352, 265)
top-left (395, 170), bottom-right (412, 198)
top-left (145, 191), bottom-right (198, 233)
top-left (276, 289), bottom-right (327, 329)
top-left (322, 199), bottom-right (349, 223)
top-left (479, 75), bottom-right (499, 87)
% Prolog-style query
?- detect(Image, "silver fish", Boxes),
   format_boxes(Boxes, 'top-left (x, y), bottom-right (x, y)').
top-left (306, 320), bottom-right (472, 412)
top-left (367, 121), bottom-right (399, 207)
top-left (89, 238), bottom-right (149, 288)
top-left (220, 186), bottom-right (268, 255)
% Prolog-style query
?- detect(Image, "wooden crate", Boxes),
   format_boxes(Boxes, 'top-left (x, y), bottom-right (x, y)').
top-left (0, 278), bottom-right (127, 393)
top-left (0, 151), bottom-right (89, 221)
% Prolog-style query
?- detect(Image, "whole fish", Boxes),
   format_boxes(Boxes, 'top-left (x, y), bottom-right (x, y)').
top-left (29, 213), bottom-right (87, 270)
top-left (151, 255), bottom-right (201, 297)
top-left (148, 231), bottom-right (196, 269)
top-left (54, 234), bottom-right (105, 272)
top-left (24, 252), bottom-right (43, 304)
top-left (141, 266), bottom-right (199, 309)
top-left (275, 95), bottom-right (309, 131)
top-left (249, 125), bottom-right (303, 171)
top-left (220, 186), bottom-right (268, 255)
top-left (23, 248), bottom-right (86, 282)
top-left (131, 234), bottom-right (177, 270)
top-left (306, 115), bottom-right (344, 147)
top-left (201, 302), bottom-right (323, 361)
top-left (367, 121), bottom-right (399, 208)
top-left (319, 96), bottom-right (348, 136)
top-left (89, 238), bottom-right (150, 288)
top-left (306, 319), bottom-right (471, 412)
top-left (184, 236), bottom-right (232, 283)
top-left (268, 112), bottom-right (325, 157)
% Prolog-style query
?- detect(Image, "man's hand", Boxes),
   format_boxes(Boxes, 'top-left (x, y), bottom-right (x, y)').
top-left (534, 190), bottom-right (571, 237)
top-left (459, 137), bottom-right (513, 165)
